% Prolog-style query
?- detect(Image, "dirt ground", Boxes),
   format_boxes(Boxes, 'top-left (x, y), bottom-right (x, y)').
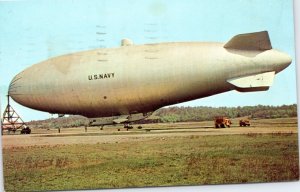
top-left (2, 119), bottom-right (298, 148)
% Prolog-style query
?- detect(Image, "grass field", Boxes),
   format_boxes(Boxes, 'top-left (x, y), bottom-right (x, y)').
top-left (1, 118), bottom-right (299, 191)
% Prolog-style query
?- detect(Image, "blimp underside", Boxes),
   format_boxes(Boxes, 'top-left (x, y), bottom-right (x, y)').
top-left (9, 31), bottom-right (292, 125)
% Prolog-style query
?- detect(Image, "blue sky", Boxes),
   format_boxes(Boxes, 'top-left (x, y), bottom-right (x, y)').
top-left (0, 0), bottom-right (296, 121)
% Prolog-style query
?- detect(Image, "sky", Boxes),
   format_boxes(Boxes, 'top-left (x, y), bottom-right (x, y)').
top-left (0, 0), bottom-right (297, 121)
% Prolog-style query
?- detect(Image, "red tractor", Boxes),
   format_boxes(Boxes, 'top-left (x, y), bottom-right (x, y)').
top-left (215, 117), bottom-right (232, 128)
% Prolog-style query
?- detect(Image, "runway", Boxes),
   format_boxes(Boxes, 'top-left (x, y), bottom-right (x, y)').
top-left (2, 119), bottom-right (297, 148)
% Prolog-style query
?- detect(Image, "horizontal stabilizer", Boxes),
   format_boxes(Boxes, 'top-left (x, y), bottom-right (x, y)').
top-left (224, 31), bottom-right (272, 51)
top-left (227, 71), bottom-right (275, 92)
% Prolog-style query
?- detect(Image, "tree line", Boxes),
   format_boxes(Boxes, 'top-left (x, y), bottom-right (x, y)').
top-left (153, 104), bottom-right (297, 123)
top-left (28, 104), bottom-right (297, 127)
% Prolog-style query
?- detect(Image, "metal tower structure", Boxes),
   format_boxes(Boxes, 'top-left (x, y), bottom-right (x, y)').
top-left (1, 95), bottom-right (27, 134)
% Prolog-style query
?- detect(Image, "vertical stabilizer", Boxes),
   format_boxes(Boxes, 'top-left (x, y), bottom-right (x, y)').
top-left (224, 31), bottom-right (272, 50)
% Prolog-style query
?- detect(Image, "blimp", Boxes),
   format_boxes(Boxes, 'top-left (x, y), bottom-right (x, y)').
top-left (9, 31), bottom-right (292, 126)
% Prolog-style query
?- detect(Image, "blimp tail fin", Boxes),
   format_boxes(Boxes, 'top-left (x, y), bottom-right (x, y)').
top-left (227, 71), bottom-right (275, 92)
top-left (224, 31), bottom-right (272, 51)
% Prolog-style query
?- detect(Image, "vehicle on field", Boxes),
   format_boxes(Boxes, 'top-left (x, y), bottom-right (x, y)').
top-left (20, 126), bottom-right (31, 134)
top-left (215, 117), bottom-right (232, 128)
top-left (239, 119), bottom-right (250, 127)
top-left (124, 124), bottom-right (133, 131)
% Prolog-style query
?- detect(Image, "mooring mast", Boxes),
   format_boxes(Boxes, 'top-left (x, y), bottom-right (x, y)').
top-left (1, 95), bottom-right (27, 134)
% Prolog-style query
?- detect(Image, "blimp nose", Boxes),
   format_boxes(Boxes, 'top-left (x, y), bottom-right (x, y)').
top-left (8, 70), bottom-right (28, 102)
top-left (9, 73), bottom-right (22, 97)
top-left (8, 70), bottom-right (36, 111)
